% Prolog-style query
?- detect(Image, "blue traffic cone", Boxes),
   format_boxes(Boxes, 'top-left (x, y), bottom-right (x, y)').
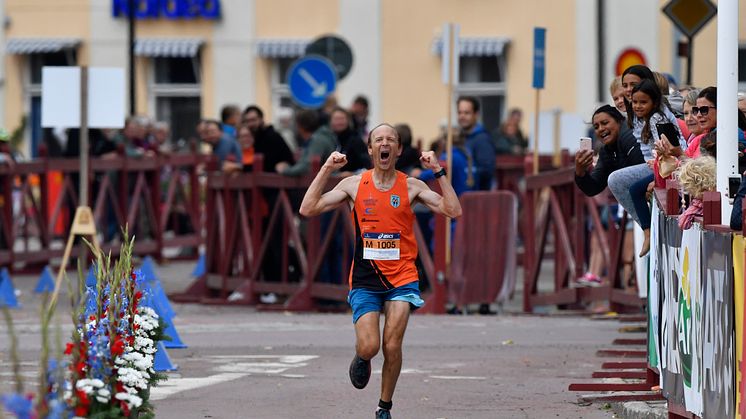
top-left (34, 266), bottom-right (55, 294)
top-left (153, 340), bottom-right (178, 371)
top-left (141, 257), bottom-right (176, 319)
top-left (161, 316), bottom-right (187, 349)
top-left (0, 268), bottom-right (19, 308)
top-left (191, 253), bottom-right (205, 277)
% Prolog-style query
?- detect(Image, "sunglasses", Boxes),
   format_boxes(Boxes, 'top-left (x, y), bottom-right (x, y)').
top-left (692, 106), bottom-right (716, 116)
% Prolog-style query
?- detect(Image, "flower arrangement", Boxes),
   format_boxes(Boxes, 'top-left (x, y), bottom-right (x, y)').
top-left (1, 235), bottom-right (168, 418)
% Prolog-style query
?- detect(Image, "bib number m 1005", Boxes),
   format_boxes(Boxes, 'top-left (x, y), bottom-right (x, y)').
top-left (362, 232), bottom-right (400, 260)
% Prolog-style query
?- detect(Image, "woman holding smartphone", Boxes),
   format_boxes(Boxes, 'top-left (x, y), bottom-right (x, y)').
top-left (575, 105), bottom-right (644, 195)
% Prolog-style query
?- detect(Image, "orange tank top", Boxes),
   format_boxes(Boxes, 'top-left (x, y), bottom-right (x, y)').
top-left (349, 170), bottom-right (419, 290)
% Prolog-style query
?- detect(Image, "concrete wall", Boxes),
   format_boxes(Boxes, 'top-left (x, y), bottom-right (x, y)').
top-left (380, 0), bottom-right (579, 142)
top-left (211, 0), bottom-right (254, 119)
top-left (338, 0), bottom-right (381, 127)
top-left (2, 0), bottom-right (740, 152)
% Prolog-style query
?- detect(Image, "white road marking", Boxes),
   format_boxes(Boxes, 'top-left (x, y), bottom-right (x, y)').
top-left (375, 368), bottom-right (431, 375)
top-left (150, 372), bottom-right (246, 401)
top-left (150, 355), bottom-right (318, 400)
top-left (428, 375), bottom-right (487, 380)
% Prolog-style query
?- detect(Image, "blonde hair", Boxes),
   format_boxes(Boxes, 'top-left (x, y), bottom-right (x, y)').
top-left (677, 156), bottom-right (717, 198)
top-left (654, 72), bottom-right (670, 95)
top-left (609, 77), bottom-right (622, 96)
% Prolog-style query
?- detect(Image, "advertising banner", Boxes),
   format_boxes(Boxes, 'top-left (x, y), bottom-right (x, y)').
top-left (701, 230), bottom-right (735, 419)
top-left (679, 225), bottom-right (702, 416)
top-left (660, 217), bottom-right (684, 405)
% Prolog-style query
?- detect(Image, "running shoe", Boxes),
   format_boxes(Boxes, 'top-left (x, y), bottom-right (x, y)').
top-left (375, 409), bottom-right (391, 419)
top-left (575, 272), bottom-right (602, 287)
top-left (349, 354), bottom-right (371, 389)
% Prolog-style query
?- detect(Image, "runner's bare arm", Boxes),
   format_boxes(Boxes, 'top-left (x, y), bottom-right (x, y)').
top-left (300, 152), bottom-right (358, 217)
top-left (410, 151), bottom-right (462, 218)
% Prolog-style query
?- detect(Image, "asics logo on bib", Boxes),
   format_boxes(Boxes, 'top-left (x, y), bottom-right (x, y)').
top-left (377, 233), bottom-right (395, 239)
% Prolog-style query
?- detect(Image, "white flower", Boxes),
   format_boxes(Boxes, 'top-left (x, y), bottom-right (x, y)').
top-left (115, 391), bottom-right (143, 408)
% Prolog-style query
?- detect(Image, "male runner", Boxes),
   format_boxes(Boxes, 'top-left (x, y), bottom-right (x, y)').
top-left (300, 123), bottom-right (462, 418)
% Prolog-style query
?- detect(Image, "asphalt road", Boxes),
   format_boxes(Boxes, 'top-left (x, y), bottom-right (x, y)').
top-left (0, 260), bottom-right (623, 419)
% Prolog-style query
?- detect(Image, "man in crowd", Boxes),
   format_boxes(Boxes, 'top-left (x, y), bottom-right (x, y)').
top-left (350, 95), bottom-right (370, 139)
top-left (276, 109), bottom-right (335, 177)
top-left (242, 105), bottom-right (295, 172)
top-left (457, 96), bottom-right (495, 190)
top-left (299, 123), bottom-right (462, 419)
top-left (221, 105), bottom-right (241, 138)
top-left (200, 119), bottom-right (242, 171)
top-left (329, 106), bottom-right (371, 174)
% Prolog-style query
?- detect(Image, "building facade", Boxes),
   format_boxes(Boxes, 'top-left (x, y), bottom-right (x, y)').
top-left (1, 0), bottom-right (744, 158)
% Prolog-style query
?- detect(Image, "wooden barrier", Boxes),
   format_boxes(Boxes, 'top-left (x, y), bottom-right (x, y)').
top-left (0, 149), bottom-right (210, 270)
top-left (494, 154), bottom-right (559, 267)
top-left (522, 158), bottom-right (643, 312)
top-left (171, 155), bottom-right (448, 312)
top-left (448, 191), bottom-right (518, 308)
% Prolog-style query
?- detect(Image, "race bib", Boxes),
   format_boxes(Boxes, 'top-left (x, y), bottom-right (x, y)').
top-left (362, 232), bottom-right (400, 260)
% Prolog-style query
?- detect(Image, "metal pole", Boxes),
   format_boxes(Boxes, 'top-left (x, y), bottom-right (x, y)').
top-left (533, 90), bottom-right (540, 174)
top-left (596, 0), bottom-right (605, 103)
top-left (716, 0), bottom-right (738, 221)
top-left (80, 66), bottom-right (89, 206)
top-left (686, 36), bottom-right (693, 85)
top-left (128, 0), bottom-right (136, 115)
top-left (445, 23), bottom-right (454, 267)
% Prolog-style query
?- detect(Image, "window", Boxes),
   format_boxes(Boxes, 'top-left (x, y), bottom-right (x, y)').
top-left (154, 57), bottom-right (199, 84)
top-left (456, 55), bottom-right (507, 133)
top-left (28, 51), bottom-right (77, 157)
top-left (151, 56), bottom-right (202, 146)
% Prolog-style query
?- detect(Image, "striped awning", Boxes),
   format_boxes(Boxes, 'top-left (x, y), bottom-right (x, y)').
top-left (431, 36), bottom-right (510, 57)
top-left (6, 38), bottom-right (80, 54)
top-left (134, 38), bottom-right (203, 57)
top-left (255, 39), bottom-right (309, 58)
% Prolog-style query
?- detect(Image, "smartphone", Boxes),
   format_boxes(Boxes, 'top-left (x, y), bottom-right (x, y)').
top-left (579, 137), bottom-right (593, 152)
top-left (656, 123), bottom-right (680, 148)
top-left (729, 176), bottom-right (741, 199)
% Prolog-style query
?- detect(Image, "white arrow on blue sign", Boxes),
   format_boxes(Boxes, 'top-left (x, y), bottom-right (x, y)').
top-left (287, 55), bottom-right (337, 109)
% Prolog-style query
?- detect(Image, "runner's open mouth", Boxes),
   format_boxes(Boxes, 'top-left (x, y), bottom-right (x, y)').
top-left (381, 151), bottom-right (390, 160)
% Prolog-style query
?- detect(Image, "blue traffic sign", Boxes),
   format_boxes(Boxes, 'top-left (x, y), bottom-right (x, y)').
top-left (287, 56), bottom-right (337, 109)
top-left (532, 27), bottom-right (546, 90)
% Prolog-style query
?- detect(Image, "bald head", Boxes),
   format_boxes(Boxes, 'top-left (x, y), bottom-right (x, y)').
top-left (367, 123), bottom-right (400, 146)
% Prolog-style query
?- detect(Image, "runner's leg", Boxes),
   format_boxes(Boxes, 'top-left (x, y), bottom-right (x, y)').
top-left (380, 301), bottom-right (411, 403)
top-left (355, 311), bottom-right (381, 360)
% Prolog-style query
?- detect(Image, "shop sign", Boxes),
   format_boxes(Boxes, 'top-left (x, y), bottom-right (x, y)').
top-left (112, 0), bottom-right (221, 20)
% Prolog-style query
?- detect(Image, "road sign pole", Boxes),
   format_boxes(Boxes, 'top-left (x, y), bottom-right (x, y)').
top-left (533, 90), bottom-right (540, 175)
top-left (686, 35), bottom-right (693, 85)
top-left (445, 23), bottom-right (455, 268)
top-left (532, 27), bottom-right (546, 175)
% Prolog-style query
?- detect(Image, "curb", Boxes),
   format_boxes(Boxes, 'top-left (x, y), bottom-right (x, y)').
top-left (613, 400), bottom-right (667, 419)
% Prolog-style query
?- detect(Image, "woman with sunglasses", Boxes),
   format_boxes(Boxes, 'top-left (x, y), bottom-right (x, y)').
top-left (684, 87), bottom-right (718, 158)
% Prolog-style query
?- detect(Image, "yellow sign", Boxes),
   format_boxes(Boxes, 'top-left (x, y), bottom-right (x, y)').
top-left (69, 206), bottom-right (97, 236)
top-left (734, 235), bottom-right (745, 419)
top-left (662, 0), bottom-right (716, 38)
